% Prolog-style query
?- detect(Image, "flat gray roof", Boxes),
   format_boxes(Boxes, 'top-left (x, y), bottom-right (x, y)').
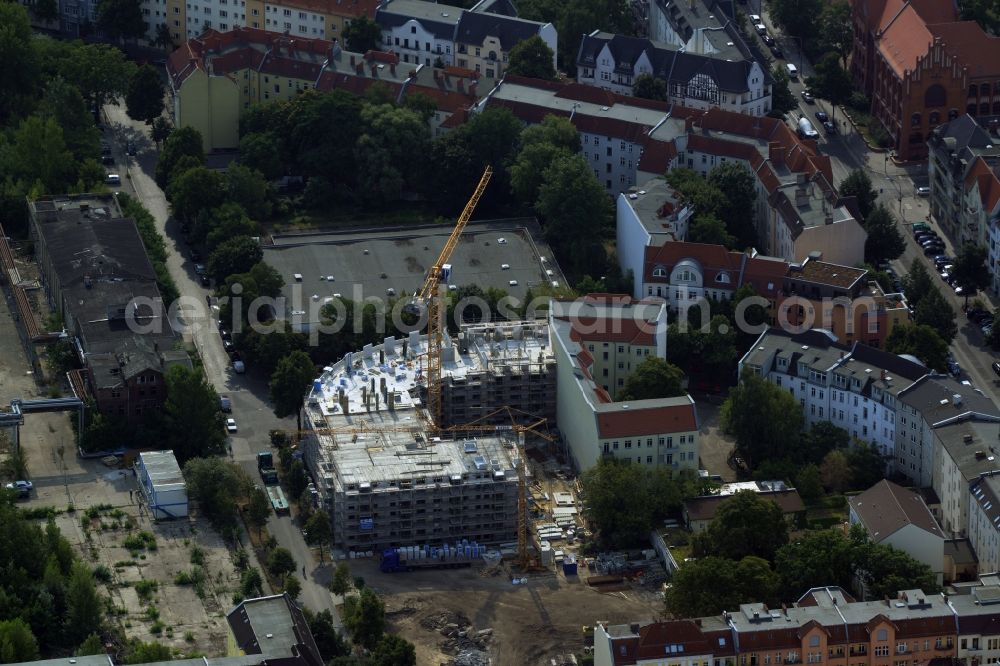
top-left (138, 450), bottom-right (185, 491)
top-left (263, 220), bottom-right (564, 324)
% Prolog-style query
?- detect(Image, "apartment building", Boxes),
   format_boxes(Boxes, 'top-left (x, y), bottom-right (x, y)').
top-left (926, 116), bottom-right (1000, 283)
top-left (779, 257), bottom-right (909, 350)
top-left (576, 31), bottom-right (772, 117)
top-left (848, 480), bottom-right (946, 585)
top-left (616, 179), bottom-right (694, 285)
top-left (739, 328), bottom-right (927, 480)
top-left (595, 586), bottom-right (959, 666)
top-left (167, 28), bottom-right (482, 150)
top-left (849, 0), bottom-right (1000, 161)
top-left (648, 0), bottom-right (739, 57)
top-left (548, 295), bottom-right (700, 472)
top-left (933, 414), bottom-right (1000, 538)
top-left (28, 194), bottom-right (189, 423)
top-left (375, 0), bottom-right (555, 73)
top-left (476, 77), bottom-right (859, 255)
top-left (639, 241), bottom-right (787, 311)
top-left (969, 472), bottom-right (1000, 573)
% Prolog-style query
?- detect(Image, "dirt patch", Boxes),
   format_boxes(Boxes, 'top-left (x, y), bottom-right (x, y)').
top-left (404, 256), bottom-right (425, 273)
top-left (351, 559), bottom-right (660, 665)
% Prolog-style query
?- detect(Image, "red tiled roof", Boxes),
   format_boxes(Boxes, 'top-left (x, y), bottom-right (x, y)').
top-left (364, 50), bottom-right (399, 64)
top-left (642, 242), bottom-right (788, 298)
top-left (596, 401), bottom-right (697, 438)
top-left (634, 621), bottom-right (725, 661)
top-left (878, 4), bottom-right (933, 77)
top-left (637, 135), bottom-right (678, 174)
top-left (966, 157), bottom-right (1000, 213)
top-left (440, 108), bottom-right (470, 128)
top-left (561, 316), bottom-right (657, 346)
top-left (928, 21), bottom-right (1000, 77)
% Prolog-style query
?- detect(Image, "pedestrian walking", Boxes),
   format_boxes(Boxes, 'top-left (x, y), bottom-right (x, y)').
top-left (302, 565), bottom-right (306, 577)
top-left (129, 489), bottom-right (133, 503)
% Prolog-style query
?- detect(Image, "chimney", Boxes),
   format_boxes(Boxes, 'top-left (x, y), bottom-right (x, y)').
top-left (880, 369), bottom-right (886, 382)
top-left (370, 63), bottom-right (377, 76)
top-left (390, 63), bottom-right (396, 75)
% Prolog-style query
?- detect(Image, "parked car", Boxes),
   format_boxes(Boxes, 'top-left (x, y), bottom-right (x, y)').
top-left (105, 173), bottom-right (120, 185)
top-left (815, 111), bottom-right (829, 123)
top-left (754, 22), bottom-right (767, 34)
top-left (126, 141), bottom-right (136, 156)
top-left (924, 245), bottom-right (945, 256)
top-left (770, 45), bottom-right (784, 58)
top-left (920, 238), bottom-right (945, 249)
top-left (200, 274), bottom-right (210, 286)
top-left (226, 418), bottom-right (238, 433)
top-left (801, 90), bottom-right (815, 103)
top-left (916, 186), bottom-right (931, 196)
top-left (823, 121), bottom-right (837, 134)
top-left (912, 222), bottom-right (931, 233)
top-left (762, 34), bottom-right (775, 46)
top-left (968, 308), bottom-right (989, 320)
top-left (194, 263), bottom-right (206, 275)
top-left (934, 255), bottom-right (953, 268)
top-left (5, 480), bottom-right (32, 498)
top-left (993, 361), bottom-right (1000, 377)
top-left (101, 154), bottom-right (115, 165)
top-left (220, 395), bottom-right (232, 413)
top-left (914, 230), bottom-right (938, 240)
top-left (749, 13), bottom-right (762, 22)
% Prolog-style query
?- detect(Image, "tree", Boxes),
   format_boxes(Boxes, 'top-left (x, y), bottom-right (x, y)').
top-left (847, 442), bottom-right (886, 490)
top-left (342, 16), bottom-right (381, 53)
top-left (617, 357), bottom-right (685, 401)
top-left (795, 464), bottom-right (823, 505)
top-left (239, 568), bottom-right (264, 599)
top-left (819, 1), bottom-right (853, 68)
top-left (914, 287), bottom-right (957, 343)
top-left (507, 35), bottom-right (556, 80)
top-left (123, 640), bottom-right (172, 664)
top-left (76, 633), bottom-right (105, 656)
top-left (509, 115), bottom-right (579, 205)
top-left (802, 421), bottom-right (850, 466)
top-left (125, 65), bottom-right (163, 124)
top-left (839, 169), bottom-right (877, 221)
top-left (721, 373), bottom-right (804, 470)
top-left (57, 42), bottom-right (136, 111)
top-left (309, 610), bottom-right (351, 661)
top-left (581, 458), bottom-right (682, 547)
top-left (769, 0), bottom-right (824, 49)
top-left (819, 449), bottom-right (851, 493)
top-left (770, 67), bottom-right (797, 118)
top-left (0, 618), bottom-right (40, 662)
top-left (167, 166), bottom-right (226, 221)
top-left (885, 324), bottom-right (949, 372)
top-left (270, 351), bottom-right (316, 432)
top-left (692, 491), bottom-right (789, 562)
top-left (708, 163), bottom-right (758, 248)
top-left (39, 77), bottom-right (100, 162)
top-left (65, 562), bottom-right (102, 645)
top-left (150, 116), bottom-right (173, 146)
top-left (97, 0), bottom-right (146, 43)
top-left (155, 126), bottom-right (204, 187)
top-left (665, 556), bottom-right (776, 617)
top-left (183, 457), bottom-right (249, 530)
top-left (207, 235), bottom-right (263, 283)
top-left (855, 540), bottom-right (939, 599)
top-left (152, 22), bottom-right (174, 50)
top-left (267, 547), bottom-right (297, 578)
top-left (863, 204), bottom-right (905, 265)
top-left (239, 132), bottom-right (283, 180)
top-left (0, 4), bottom-right (36, 120)
top-left (535, 154), bottom-right (613, 279)
top-left (305, 510), bottom-right (332, 561)
top-left (163, 365), bottom-right (226, 461)
top-left (204, 202), bottom-right (258, 251)
top-left (329, 562), bottom-right (351, 597)
top-left (805, 52), bottom-right (853, 121)
top-left (226, 163), bottom-right (272, 218)
top-left (633, 73), bottom-right (667, 101)
top-left (369, 635), bottom-right (417, 666)
top-left (245, 487), bottom-right (271, 537)
top-left (354, 104), bottom-right (429, 202)
top-left (11, 115), bottom-right (75, 193)
top-left (1, 436), bottom-right (29, 480)
top-left (282, 574), bottom-right (302, 600)
top-left (343, 588), bottom-right (385, 649)
top-left (774, 529), bottom-right (856, 598)
top-left (902, 259), bottom-right (935, 309)
top-left (951, 243), bottom-right (989, 308)
top-left (688, 213), bottom-right (736, 247)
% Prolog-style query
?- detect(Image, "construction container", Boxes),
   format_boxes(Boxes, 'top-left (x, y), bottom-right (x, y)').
top-left (563, 554), bottom-right (578, 577)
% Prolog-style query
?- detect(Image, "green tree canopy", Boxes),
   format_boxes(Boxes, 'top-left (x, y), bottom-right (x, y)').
top-left (581, 458), bottom-right (683, 548)
top-left (204, 203), bottom-right (259, 252)
top-left (183, 457), bottom-right (249, 530)
top-left (805, 52), bottom-right (853, 120)
top-left (688, 213), bottom-right (736, 248)
top-left (819, 1), bottom-right (853, 67)
top-left (163, 365), bottom-right (226, 461)
top-left (65, 563), bottom-right (102, 645)
top-left (506, 35), bottom-right (556, 80)
top-left (885, 323), bottom-right (949, 372)
top-left (226, 163), bottom-right (272, 218)
top-left (123, 641), bottom-right (172, 664)
top-left (343, 588), bottom-right (386, 649)
top-left (0, 618), bottom-right (40, 663)
top-left (634, 73), bottom-right (667, 101)
top-left (902, 258), bottom-right (935, 310)
top-left (839, 169), bottom-right (878, 221)
top-left (207, 235), bottom-right (263, 283)
top-left (97, 0), bottom-right (146, 43)
top-left (304, 510), bottom-right (333, 561)
top-left (665, 555), bottom-right (778, 617)
top-left (308, 610), bottom-right (351, 662)
top-left (368, 634), bottom-right (417, 666)
top-left (245, 487), bottom-right (271, 537)
top-left (617, 357), bottom-right (685, 401)
top-left (10, 115), bottom-right (75, 193)
top-left (270, 351), bottom-right (317, 431)
top-left (239, 131), bottom-right (283, 181)
top-left (721, 373), bottom-right (804, 470)
top-left (125, 65), bottom-right (164, 123)
top-left (862, 204), bottom-right (905, 265)
top-left (342, 16), bottom-right (381, 53)
top-left (693, 490), bottom-right (789, 561)
top-left (39, 76), bottom-right (100, 162)
top-left (913, 286), bottom-right (957, 343)
top-left (354, 104), bottom-right (430, 202)
top-left (951, 243), bottom-right (989, 307)
top-left (774, 529), bottom-right (857, 598)
top-left (167, 166), bottom-right (226, 221)
top-left (155, 126), bottom-right (204, 187)
top-left (76, 633), bottom-right (105, 656)
top-left (769, 65), bottom-right (797, 118)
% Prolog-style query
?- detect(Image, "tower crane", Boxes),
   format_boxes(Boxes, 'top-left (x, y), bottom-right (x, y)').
top-left (416, 165), bottom-right (493, 431)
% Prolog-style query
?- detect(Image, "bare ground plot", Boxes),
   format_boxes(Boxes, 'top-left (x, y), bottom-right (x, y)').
top-left (54, 507), bottom-right (240, 653)
top-left (694, 399), bottom-right (737, 482)
top-left (347, 559), bottom-right (661, 665)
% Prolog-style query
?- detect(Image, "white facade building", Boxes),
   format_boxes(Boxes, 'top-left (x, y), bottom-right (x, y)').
top-left (616, 178), bottom-right (692, 296)
top-left (136, 450), bottom-right (188, 520)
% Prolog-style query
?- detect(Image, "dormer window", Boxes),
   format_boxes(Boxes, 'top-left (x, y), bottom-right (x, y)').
top-left (652, 266), bottom-right (667, 277)
top-left (716, 272), bottom-right (731, 284)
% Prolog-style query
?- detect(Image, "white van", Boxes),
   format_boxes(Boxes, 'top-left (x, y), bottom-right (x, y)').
top-left (785, 63), bottom-right (798, 79)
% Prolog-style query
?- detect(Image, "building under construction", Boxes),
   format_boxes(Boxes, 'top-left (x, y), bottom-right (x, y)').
top-left (302, 320), bottom-right (554, 552)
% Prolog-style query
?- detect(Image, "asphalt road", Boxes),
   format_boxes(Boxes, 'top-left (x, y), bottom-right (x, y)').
top-left (754, 11), bottom-right (1000, 398)
top-left (101, 103), bottom-right (342, 626)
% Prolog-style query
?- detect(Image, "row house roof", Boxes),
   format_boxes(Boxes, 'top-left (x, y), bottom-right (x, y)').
top-left (576, 31), bottom-right (768, 93)
top-left (641, 241), bottom-right (788, 299)
top-left (848, 479), bottom-right (945, 541)
top-left (377, 0), bottom-right (549, 47)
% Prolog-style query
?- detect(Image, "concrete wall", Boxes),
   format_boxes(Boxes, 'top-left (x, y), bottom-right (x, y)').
top-left (883, 523), bottom-right (945, 585)
top-left (551, 324), bottom-right (602, 471)
top-left (616, 194), bottom-right (652, 299)
top-left (173, 68), bottom-right (241, 151)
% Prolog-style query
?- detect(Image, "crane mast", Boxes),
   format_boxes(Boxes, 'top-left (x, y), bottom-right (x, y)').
top-left (417, 165), bottom-right (493, 430)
